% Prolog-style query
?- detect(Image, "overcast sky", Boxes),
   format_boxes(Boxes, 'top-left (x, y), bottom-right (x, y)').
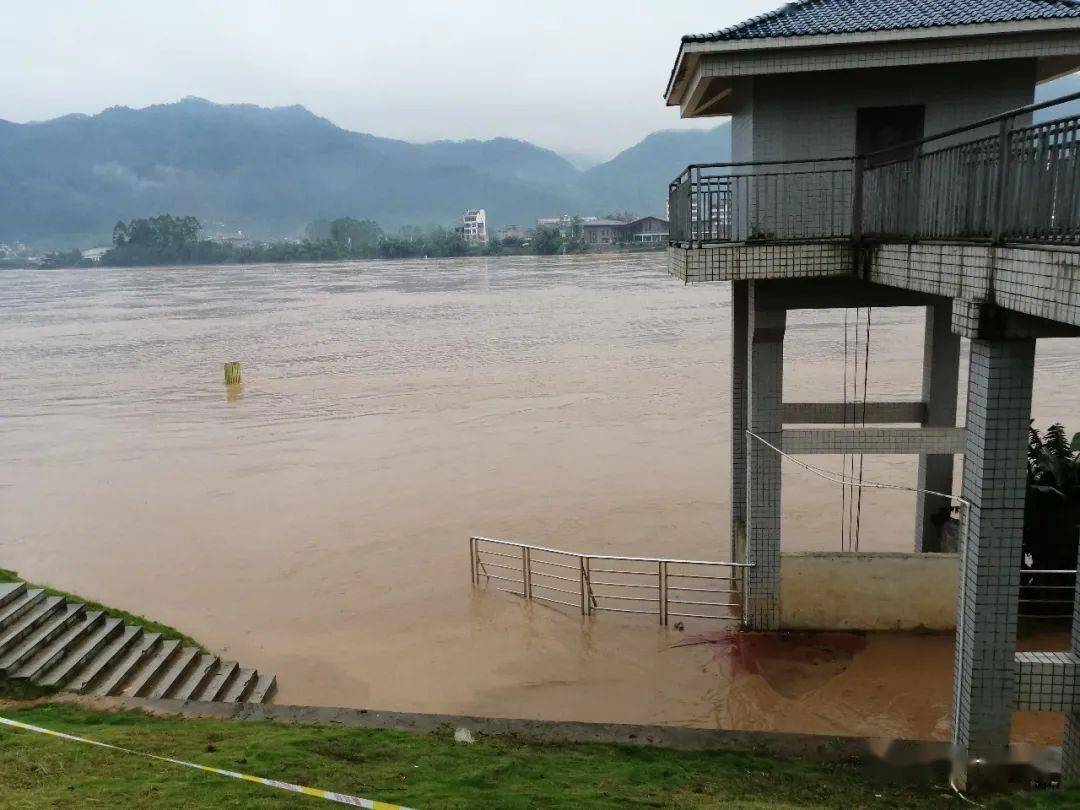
top-left (0, 0), bottom-right (776, 159)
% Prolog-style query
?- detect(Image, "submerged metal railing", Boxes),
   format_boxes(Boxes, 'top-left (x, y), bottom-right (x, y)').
top-left (1020, 568), bottom-right (1077, 622)
top-left (669, 90), bottom-right (1080, 248)
top-left (469, 536), bottom-right (751, 626)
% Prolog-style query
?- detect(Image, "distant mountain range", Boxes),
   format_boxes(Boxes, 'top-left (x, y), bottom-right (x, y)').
top-left (4, 70), bottom-right (1074, 249)
top-left (0, 98), bottom-right (729, 248)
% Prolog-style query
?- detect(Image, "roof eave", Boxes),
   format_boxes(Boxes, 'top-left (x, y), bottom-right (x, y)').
top-left (665, 17), bottom-right (1080, 105)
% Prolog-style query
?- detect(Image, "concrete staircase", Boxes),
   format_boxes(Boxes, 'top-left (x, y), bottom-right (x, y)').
top-left (0, 582), bottom-right (275, 704)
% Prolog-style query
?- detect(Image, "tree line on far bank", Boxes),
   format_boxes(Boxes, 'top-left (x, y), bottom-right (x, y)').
top-left (101, 215), bottom-right (472, 266)
top-left (22, 212), bottom-right (661, 269)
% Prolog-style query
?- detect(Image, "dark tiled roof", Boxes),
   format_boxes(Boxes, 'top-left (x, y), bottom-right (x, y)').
top-left (683, 0), bottom-right (1080, 43)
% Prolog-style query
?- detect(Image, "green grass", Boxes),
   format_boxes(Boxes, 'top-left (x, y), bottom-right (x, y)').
top-left (0, 568), bottom-right (203, 652)
top-left (0, 704), bottom-right (1074, 809)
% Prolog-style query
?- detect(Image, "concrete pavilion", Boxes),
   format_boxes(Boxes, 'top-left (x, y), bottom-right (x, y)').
top-left (663, 0), bottom-right (1080, 792)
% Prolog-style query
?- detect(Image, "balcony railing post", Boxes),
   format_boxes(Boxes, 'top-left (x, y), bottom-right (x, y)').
top-left (691, 165), bottom-right (700, 244)
top-left (851, 156), bottom-right (865, 242)
top-left (910, 148), bottom-right (923, 237)
top-left (992, 115), bottom-right (1012, 244)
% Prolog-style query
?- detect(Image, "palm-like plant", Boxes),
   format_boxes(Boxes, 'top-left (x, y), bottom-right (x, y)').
top-left (1024, 422), bottom-right (1080, 572)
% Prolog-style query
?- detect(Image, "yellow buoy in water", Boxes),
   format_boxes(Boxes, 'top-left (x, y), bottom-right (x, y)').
top-left (224, 362), bottom-right (242, 386)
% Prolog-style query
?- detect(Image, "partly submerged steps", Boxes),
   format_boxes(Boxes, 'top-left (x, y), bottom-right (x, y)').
top-left (0, 582), bottom-right (275, 705)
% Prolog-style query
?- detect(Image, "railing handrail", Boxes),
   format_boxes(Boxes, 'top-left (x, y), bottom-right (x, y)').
top-left (691, 167), bottom-right (853, 181)
top-left (672, 90), bottom-right (1080, 184)
top-left (683, 155), bottom-right (856, 171)
top-left (470, 536), bottom-right (750, 626)
top-left (668, 89), bottom-right (1080, 249)
top-left (1022, 568), bottom-right (1078, 575)
top-left (860, 88), bottom-right (1080, 163)
top-left (469, 535), bottom-right (753, 567)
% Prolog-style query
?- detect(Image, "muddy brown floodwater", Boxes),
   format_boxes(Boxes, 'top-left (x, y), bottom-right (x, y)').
top-left (1, 254), bottom-right (1076, 744)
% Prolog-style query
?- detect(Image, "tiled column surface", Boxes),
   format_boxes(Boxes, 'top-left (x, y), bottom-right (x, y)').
top-left (1064, 570), bottom-right (1080, 783)
top-left (731, 280), bottom-right (749, 563)
top-left (1014, 518), bottom-right (1080, 783)
top-left (915, 303), bottom-right (961, 552)
top-left (745, 281), bottom-right (785, 631)
top-left (951, 339), bottom-right (1036, 792)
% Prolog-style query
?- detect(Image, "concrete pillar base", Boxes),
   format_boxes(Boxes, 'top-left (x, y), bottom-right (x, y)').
top-left (950, 338), bottom-right (1036, 791)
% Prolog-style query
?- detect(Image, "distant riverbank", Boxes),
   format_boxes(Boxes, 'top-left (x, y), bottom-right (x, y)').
top-left (4, 214), bottom-right (665, 269)
top-left (2, 243), bottom-right (666, 270)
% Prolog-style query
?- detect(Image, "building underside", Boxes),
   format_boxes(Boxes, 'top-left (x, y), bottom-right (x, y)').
top-left (667, 92), bottom-right (1080, 790)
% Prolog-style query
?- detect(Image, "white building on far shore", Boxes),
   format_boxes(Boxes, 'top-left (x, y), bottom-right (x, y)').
top-left (462, 209), bottom-right (488, 244)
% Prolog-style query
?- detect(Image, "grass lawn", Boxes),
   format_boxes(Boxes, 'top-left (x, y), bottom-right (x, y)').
top-left (0, 704), bottom-right (1075, 808)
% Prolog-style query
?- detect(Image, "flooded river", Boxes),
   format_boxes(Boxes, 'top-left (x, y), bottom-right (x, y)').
top-left (1, 253), bottom-right (1076, 743)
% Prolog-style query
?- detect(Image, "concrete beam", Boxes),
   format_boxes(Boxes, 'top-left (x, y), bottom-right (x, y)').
top-left (669, 243), bottom-right (852, 284)
top-left (866, 243), bottom-right (1080, 331)
top-left (754, 277), bottom-right (946, 311)
top-left (782, 401), bottom-right (927, 425)
top-left (952, 299), bottom-right (1080, 340)
top-left (781, 427), bottom-right (966, 455)
top-left (1015, 652), bottom-right (1080, 712)
top-left (683, 72), bottom-right (733, 118)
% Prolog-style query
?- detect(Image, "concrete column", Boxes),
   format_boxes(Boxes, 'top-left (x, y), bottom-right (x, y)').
top-left (731, 280), bottom-right (749, 563)
top-left (745, 282), bottom-right (785, 630)
top-left (951, 338), bottom-right (1035, 792)
top-left (915, 302), bottom-right (961, 552)
top-left (1065, 589), bottom-right (1080, 784)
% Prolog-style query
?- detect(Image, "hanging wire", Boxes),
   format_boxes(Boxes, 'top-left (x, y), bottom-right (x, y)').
top-left (747, 425), bottom-right (974, 799)
top-left (746, 429), bottom-right (968, 508)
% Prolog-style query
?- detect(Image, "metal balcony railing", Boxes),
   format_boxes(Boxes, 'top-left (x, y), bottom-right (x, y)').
top-left (1020, 568), bottom-right (1077, 622)
top-left (668, 91), bottom-right (1080, 248)
top-left (669, 159), bottom-right (854, 244)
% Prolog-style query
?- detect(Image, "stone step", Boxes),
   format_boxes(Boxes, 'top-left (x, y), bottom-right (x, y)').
top-left (0, 603), bottom-right (86, 674)
top-left (93, 632), bottom-right (162, 697)
top-left (0, 582), bottom-right (26, 609)
top-left (0, 596), bottom-right (66, 658)
top-left (196, 660), bottom-right (238, 702)
top-left (146, 646), bottom-right (200, 700)
top-left (123, 639), bottom-right (180, 698)
top-left (11, 611), bottom-right (107, 681)
top-left (171, 654), bottom-right (218, 702)
top-left (0, 581), bottom-right (278, 706)
top-left (222, 668), bottom-right (256, 703)
top-left (0, 589), bottom-right (46, 632)
top-left (60, 625), bottom-right (141, 691)
top-left (248, 673), bottom-right (277, 704)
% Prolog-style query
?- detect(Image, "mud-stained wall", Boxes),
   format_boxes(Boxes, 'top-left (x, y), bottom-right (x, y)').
top-left (779, 552), bottom-right (959, 631)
